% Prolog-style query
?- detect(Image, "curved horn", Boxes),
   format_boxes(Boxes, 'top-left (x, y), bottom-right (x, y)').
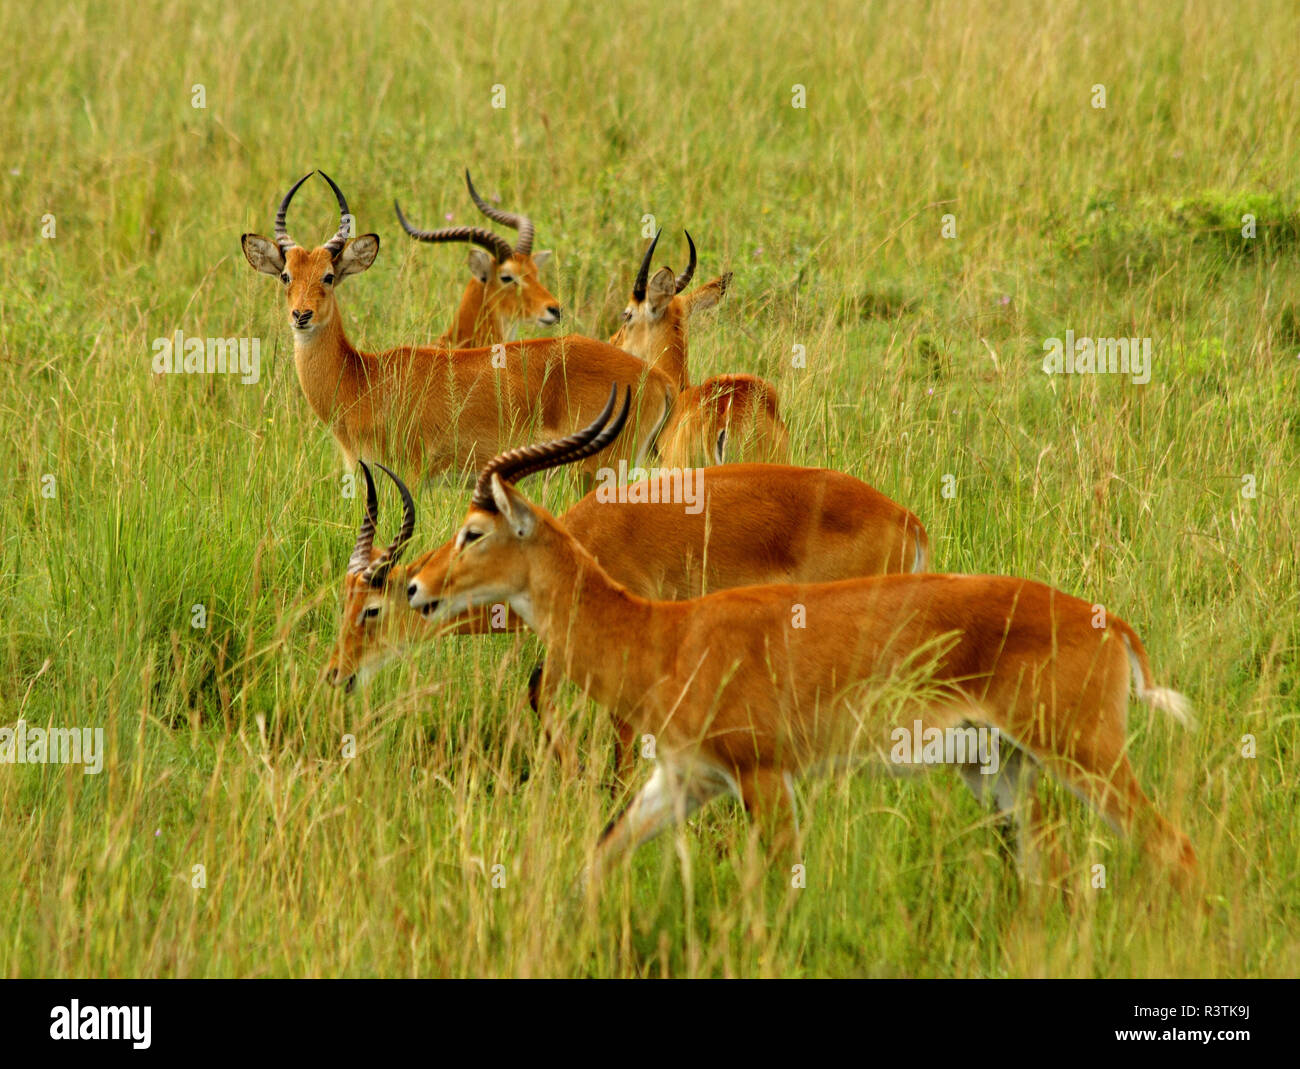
top-left (367, 462), bottom-right (416, 579)
top-left (631, 229), bottom-right (662, 302)
top-left (274, 172), bottom-right (313, 252)
top-left (471, 386), bottom-right (631, 512)
top-left (465, 170), bottom-right (535, 256)
top-left (485, 391), bottom-right (627, 489)
top-left (395, 201), bottom-right (515, 264)
top-left (347, 462), bottom-right (380, 575)
top-left (317, 171), bottom-right (354, 257)
top-left (674, 230), bottom-right (697, 293)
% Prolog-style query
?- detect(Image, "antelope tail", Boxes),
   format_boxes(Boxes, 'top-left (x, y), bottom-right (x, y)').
top-left (635, 387), bottom-right (677, 466)
top-left (910, 522), bottom-right (930, 573)
top-left (1122, 630), bottom-right (1196, 730)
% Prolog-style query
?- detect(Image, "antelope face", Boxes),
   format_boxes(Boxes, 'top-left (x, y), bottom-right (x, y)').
top-left (407, 486), bottom-right (538, 623)
top-left (241, 170), bottom-right (379, 341)
top-left (470, 248), bottom-right (561, 329)
top-left (243, 237), bottom-right (379, 339)
top-left (396, 169), bottom-right (561, 336)
top-left (408, 384), bottom-right (630, 623)
top-left (325, 569), bottom-right (412, 693)
top-left (328, 458), bottom-right (420, 691)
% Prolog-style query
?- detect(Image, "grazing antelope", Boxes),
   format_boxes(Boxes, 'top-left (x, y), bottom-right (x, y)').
top-left (611, 231), bottom-right (790, 466)
top-left (395, 170), bottom-right (561, 349)
top-left (241, 171), bottom-right (674, 479)
top-left (329, 448), bottom-right (930, 781)
top-left (408, 394), bottom-right (1198, 889)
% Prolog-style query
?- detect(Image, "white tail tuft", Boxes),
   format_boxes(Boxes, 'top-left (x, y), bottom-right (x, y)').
top-left (1142, 686), bottom-right (1196, 730)
top-left (911, 530), bottom-right (928, 573)
top-left (1124, 635), bottom-right (1196, 730)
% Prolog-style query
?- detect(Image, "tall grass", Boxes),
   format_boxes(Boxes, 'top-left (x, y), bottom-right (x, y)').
top-left (1, 0), bottom-right (1296, 976)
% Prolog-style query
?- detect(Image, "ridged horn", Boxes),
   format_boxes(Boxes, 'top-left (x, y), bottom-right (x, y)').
top-left (394, 200), bottom-right (515, 264)
top-left (674, 230), bottom-right (697, 293)
top-left (347, 462), bottom-right (380, 575)
top-left (362, 462), bottom-right (416, 584)
top-left (317, 171), bottom-right (354, 257)
top-left (465, 170), bottom-right (534, 255)
top-left (273, 172), bottom-right (313, 252)
top-left (631, 230), bottom-right (662, 302)
top-left (470, 386), bottom-right (631, 512)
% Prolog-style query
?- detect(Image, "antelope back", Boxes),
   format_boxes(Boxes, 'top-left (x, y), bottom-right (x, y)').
top-left (409, 463), bottom-right (928, 610)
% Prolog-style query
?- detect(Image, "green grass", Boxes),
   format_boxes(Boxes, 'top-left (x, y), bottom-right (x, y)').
top-left (1, 0), bottom-right (1297, 976)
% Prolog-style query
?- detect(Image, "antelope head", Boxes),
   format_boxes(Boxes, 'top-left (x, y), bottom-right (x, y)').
top-left (242, 171), bottom-right (380, 340)
top-left (609, 230), bottom-right (731, 384)
top-left (395, 169), bottom-right (561, 333)
top-left (407, 386), bottom-right (630, 623)
top-left (326, 460), bottom-right (421, 693)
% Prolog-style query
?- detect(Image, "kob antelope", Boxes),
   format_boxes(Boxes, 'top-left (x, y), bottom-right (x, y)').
top-left (408, 394), bottom-right (1197, 888)
top-left (611, 231), bottom-right (789, 466)
top-left (331, 443), bottom-right (929, 781)
top-left (395, 170), bottom-right (561, 349)
top-left (241, 171), bottom-right (674, 479)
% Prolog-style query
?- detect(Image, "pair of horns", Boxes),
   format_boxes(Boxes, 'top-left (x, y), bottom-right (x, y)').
top-left (632, 230), bottom-right (696, 302)
top-left (348, 461), bottom-right (416, 586)
top-left (394, 170), bottom-right (534, 264)
top-left (470, 386), bottom-right (631, 513)
top-left (274, 170), bottom-right (353, 257)
top-left (348, 388), bottom-right (627, 571)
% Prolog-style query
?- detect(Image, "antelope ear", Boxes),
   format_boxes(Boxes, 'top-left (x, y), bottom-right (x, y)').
top-left (647, 266), bottom-right (677, 312)
top-left (467, 248), bottom-right (493, 282)
top-left (684, 271), bottom-right (732, 315)
top-left (335, 234), bottom-right (379, 279)
top-left (242, 234), bottom-right (285, 276)
top-left (531, 249), bottom-right (552, 268)
top-left (490, 475), bottom-right (536, 538)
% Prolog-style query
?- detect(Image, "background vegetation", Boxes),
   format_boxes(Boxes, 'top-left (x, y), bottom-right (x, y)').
top-left (1, 0), bottom-right (1296, 976)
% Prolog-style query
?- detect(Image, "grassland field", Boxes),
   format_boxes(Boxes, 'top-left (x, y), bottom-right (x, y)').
top-left (1, 0), bottom-right (1297, 977)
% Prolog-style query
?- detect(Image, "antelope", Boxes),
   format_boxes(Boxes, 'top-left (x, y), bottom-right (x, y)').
top-left (611, 231), bottom-right (790, 466)
top-left (407, 394), bottom-right (1198, 889)
top-left (328, 445), bottom-right (930, 785)
top-left (394, 170), bottom-right (561, 349)
top-left (240, 171), bottom-right (675, 480)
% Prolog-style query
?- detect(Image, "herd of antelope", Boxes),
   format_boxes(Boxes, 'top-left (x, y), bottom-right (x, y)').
top-left (242, 170), bottom-right (1197, 897)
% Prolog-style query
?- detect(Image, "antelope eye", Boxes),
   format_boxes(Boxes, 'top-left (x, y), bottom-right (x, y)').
top-left (363, 606), bottom-right (380, 620)
top-left (280, 271), bottom-right (291, 284)
top-left (322, 273), bottom-right (335, 285)
top-left (460, 529), bottom-right (483, 547)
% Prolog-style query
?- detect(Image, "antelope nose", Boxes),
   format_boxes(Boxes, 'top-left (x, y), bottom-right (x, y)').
top-left (292, 309), bottom-right (313, 326)
top-left (545, 305), bottom-right (561, 321)
top-left (407, 582), bottom-right (418, 600)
